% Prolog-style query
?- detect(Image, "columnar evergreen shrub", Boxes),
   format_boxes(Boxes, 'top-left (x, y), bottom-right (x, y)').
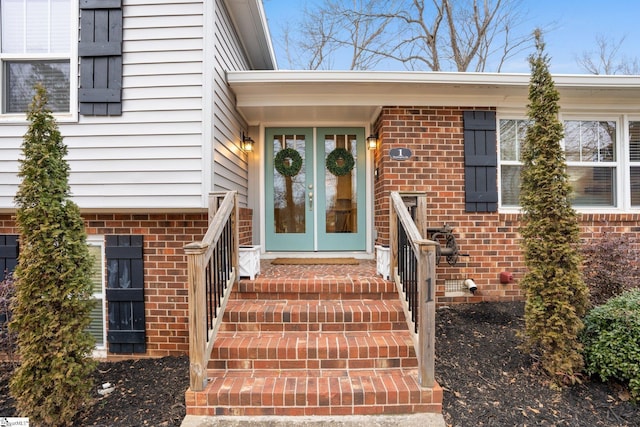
top-left (581, 233), bottom-right (640, 307)
top-left (0, 273), bottom-right (17, 366)
top-left (9, 85), bottom-right (96, 426)
top-left (519, 32), bottom-right (589, 384)
top-left (582, 289), bottom-right (640, 401)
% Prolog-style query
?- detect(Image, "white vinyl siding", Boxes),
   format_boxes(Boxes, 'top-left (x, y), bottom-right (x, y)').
top-left (0, 0), bottom-right (207, 210)
top-left (213, 0), bottom-right (250, 206)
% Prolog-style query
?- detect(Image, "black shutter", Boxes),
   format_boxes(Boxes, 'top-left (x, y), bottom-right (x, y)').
top-left (463, 111), bottom-right (498, 212)
top-left (0, 235), bottom-right (18, 281)
top-left (106, 235), bottom-right (145, 353)
top-left (79, 0), bottom-right (123, 116)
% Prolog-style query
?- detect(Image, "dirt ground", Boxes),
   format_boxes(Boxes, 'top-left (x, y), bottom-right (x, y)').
top-left (1, 301), bottom-right (639, 426)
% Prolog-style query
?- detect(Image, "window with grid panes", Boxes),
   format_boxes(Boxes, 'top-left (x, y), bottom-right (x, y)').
top-left (499, 119), bottom-right (620, 209)
top-left (499, 119), bottom-right (530, 206)
top-left (87, 237), bottom-right (105, 349)
top-left (1, 0), bottom-right (71, 113)
top-left (564, 120), bottom-right (617, 207)
top-left (630, 122), bottom-right (640, 207)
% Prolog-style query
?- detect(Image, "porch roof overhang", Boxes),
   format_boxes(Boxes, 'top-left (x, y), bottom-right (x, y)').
top-left (227, 70), bottom-right (640, 125)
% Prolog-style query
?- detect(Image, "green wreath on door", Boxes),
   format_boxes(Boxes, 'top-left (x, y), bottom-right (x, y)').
top-left (274, 147), bottom-right (303, 177)
top-left (326, 147), bottom-right (355, 176)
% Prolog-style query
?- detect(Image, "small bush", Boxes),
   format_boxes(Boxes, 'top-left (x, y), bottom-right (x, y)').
top-left (582, 233), bottom-right (640, 306)
top-left (0, 272), bottom-right (18, 366)
top-left (581, 289), bottom-right (640, 402)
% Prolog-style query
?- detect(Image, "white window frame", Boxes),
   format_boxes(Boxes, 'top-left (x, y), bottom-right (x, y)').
top-left (626, 116), bottom-right (640, 209)
top-left (498, 113), bottom-right (638, 213)
top-left (87, 235), bottom-right (106, 358)
top-left (0, 0), bottom-right (78, 122)
top-left (497, 116), bottom-right (529, 208)
top-left (561, 115), bottom-right (621, 212)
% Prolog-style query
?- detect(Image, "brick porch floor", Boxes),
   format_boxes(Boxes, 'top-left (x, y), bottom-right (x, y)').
top-left (184, 258), bottom-right (443, 417)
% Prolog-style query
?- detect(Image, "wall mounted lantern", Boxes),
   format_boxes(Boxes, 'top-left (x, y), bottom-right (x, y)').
top-left (242, 132), bottom-right (255, 152)
top-left (366, 133), bottom-right (378, 150)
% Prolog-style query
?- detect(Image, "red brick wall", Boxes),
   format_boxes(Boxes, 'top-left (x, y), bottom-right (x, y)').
top-left (2, 212), bottom-right (202, 358)
top-left (1, 210), bottom-right (255, 359)
top-left (373, 107), bottom-right (640, 304)
top-left (239, 207), bottom-right (253, 246)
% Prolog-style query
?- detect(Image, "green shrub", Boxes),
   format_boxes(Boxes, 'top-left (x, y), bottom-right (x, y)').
top-left (10, 85), bottom-right (96, 426)
top-left (519, 32), bottom-right (589, 383)
top-left (0, 272), bottom-right (17, 366)
top-left (581, 233), bottom-right (640, 307)
top-left (582, 289), bottom-right (640, 401)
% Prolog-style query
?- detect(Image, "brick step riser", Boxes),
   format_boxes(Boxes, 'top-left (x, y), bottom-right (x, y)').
top-left (210, 343), bottom-right (416, 361)
top-left (208, 357), bottom-right (418, 371)
top-left (187, 375), bottom-right (441, 416)
top-left (236, 280), bottom-right (395, 293)
top-left (219, 322), bottom-right (408, 333)
top-left (230, 292), bottom-right (399, 301)
top-left (222, 306), bottom-right (405, 323)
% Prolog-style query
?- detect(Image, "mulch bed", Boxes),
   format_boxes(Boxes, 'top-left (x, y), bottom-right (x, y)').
top-left (436, 302), bottom-right (639, 426)
top-left (1, 302), bottom-right (638, 426)
top-left (0, 356), bottom-right (189, 426)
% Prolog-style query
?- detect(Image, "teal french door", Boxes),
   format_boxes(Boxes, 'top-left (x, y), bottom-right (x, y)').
top-left (265, 127), bottom-right (366, 252)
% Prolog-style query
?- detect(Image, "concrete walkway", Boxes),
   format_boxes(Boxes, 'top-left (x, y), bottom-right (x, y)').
top-left (181, 413), bottom-right (446, 427)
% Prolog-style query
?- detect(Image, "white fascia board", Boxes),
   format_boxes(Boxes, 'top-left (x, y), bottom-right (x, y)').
top-left (224, 0), bottom-right (276, 70)
top-left (228, 70), bottom-right (640, 89)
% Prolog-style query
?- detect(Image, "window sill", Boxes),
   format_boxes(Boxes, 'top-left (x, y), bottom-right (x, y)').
top-left (0, 112), bottom-right (78, 124)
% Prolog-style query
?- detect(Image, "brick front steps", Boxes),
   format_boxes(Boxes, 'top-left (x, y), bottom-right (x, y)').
top-left (185, 276), bottom-right (442, 417)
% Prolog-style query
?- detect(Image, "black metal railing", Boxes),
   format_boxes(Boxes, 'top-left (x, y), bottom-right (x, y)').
top-left (398, 220), bottom-right (418, 333)
top-left (204, 215), bottom-right (234, 337)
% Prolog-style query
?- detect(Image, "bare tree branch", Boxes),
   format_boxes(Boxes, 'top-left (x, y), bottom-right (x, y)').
top-left (577, 34), bottom-right (640, 75)
top-left (280, 0), bottom-right (535, 72)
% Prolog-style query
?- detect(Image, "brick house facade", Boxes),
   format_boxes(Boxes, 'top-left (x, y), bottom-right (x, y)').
top-left (372, 106), bottom-right (640, 305)
top-left (0, 209), bottom-right (253, 358)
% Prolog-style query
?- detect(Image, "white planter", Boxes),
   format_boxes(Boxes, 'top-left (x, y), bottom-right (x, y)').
top-left (375, 245), bottom-right (390, 280)
top-left (239, 245), bottom-right (261, 280)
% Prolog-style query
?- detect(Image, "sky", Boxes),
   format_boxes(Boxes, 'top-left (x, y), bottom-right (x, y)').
top-left (262, 0), bottom-right (640, 74)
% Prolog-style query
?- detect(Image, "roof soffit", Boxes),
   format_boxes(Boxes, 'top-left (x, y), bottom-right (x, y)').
top-left (227, 71), bottom-right (640, 123)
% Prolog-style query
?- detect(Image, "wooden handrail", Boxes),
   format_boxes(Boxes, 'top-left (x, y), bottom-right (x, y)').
top-left (389, 191), bottom-right (437, 387)
top-left (184, 191), bottom-right (239, 391)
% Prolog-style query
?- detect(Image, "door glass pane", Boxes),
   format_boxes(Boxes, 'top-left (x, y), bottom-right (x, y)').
top-left (272, 134), bottom-right (306, 233)
top-left (324, 133), bottom-right (357, 233)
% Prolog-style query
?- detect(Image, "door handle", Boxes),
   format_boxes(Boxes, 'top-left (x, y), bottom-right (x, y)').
top-left (308, 192), bottom-right (313, 210)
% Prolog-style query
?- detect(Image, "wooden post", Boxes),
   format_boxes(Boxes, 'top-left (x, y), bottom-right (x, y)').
top-left (415, 194), bottom-right (428, 238)
top-left (184, 243), bottom-right (208, 391)
top-left (417, 241), bottom-right (437, 387)
top-left (389, 197), bottom-right (398, 282)
top-left (208, 192), bottom-right (224, 223)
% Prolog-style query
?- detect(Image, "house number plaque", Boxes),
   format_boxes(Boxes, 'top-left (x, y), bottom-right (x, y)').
top-left (389, 148), bottom-right (412, 160)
